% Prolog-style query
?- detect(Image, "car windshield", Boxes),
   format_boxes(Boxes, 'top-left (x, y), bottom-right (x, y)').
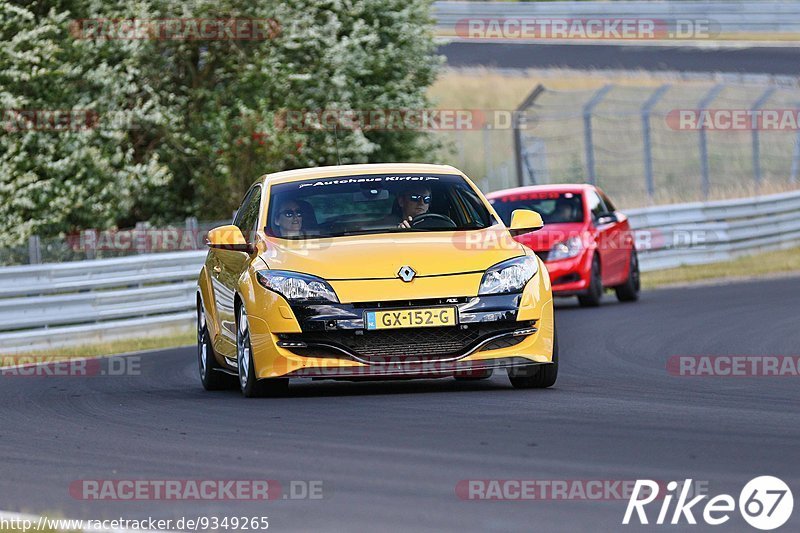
top-left (490, 191), bottom-right (584, 225)
top-left (266, 173), bottom-right (495, 239)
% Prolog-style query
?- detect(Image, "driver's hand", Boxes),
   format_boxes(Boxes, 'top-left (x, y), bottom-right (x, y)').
top-left (397, 216), bottom-right (412, 229)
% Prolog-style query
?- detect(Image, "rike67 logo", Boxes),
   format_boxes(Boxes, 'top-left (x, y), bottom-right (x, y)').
top-left (624, 476), bottom-right (793, 530)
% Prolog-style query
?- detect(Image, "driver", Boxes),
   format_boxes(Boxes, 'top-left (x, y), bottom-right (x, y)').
top-left (552, 199), bottom-right (574, 223)
top-left (394, 184), bottom-right (431, 229)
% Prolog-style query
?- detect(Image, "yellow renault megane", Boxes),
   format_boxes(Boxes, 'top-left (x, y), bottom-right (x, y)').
top-left (197, 164), bottom-right (556, 397)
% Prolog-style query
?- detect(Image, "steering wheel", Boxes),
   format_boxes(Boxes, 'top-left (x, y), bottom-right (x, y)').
top-left (410, 213), bottom-right (457, 229)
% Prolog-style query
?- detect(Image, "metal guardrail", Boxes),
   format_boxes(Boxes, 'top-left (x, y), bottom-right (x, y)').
top-left (1, 190), bottom-right (799, 351)
top-left (628, 189), bottom-right (800, 271)
top-left (433, 1), bottom-right (800, 36)
top-left (0, 252), bottom-right (205, 352)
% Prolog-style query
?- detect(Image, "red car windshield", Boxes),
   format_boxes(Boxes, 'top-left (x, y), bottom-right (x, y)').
top-left (490, 192), bottom-right (584, 225)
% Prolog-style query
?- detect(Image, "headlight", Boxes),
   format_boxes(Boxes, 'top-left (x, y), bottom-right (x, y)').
top-left (478, 255), bottom-right (539, 295)
top-left (548, 236), bottom-right (583, 261)
top-left (256, 270), bottom-right (339, 303)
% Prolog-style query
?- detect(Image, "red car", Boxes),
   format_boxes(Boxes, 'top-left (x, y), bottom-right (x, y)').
top-left (486, 184), bottom-right (639, 306)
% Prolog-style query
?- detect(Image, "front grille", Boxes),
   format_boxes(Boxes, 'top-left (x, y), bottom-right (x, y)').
top-left (283, 322), bottom-right (528, 362)
top-left (553, 273), bottom-right (581, 285)
top-left (481, 335), bottom-right (525, 352)
top-left (534, 251), bottom-right (549, 262)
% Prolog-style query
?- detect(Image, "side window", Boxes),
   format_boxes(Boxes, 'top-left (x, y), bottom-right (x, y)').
top-left (233, 186), bottom-right (262, 242)
top-left (587, 191), bottom-right (609, 221)
top-left (601, 192), bottom-right (616, 213)
top-left (452, 186), bottom-right (491, 227)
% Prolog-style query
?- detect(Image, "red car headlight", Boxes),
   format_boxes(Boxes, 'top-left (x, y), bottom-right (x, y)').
top-left (548, 236), bottom-right (583, 261)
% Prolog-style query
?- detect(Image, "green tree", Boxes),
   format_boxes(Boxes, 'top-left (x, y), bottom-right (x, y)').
top-left (0, 0), bottom-right (173, 245)
top-left (0, 0), bottom-right (442, 245)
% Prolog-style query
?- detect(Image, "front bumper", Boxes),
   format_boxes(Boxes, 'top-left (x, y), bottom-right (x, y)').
top-left (243, 267), bottom-right (555, 379)
top-left (542, 249), bottom-right (593, 296)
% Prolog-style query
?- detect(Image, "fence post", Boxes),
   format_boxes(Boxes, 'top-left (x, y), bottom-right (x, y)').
top-left (790, 103), bottom-right (800, 185)
top-left (583, 85), bottom-right (613, 186)
top-left (750, 87), bottom-right (776, 191)
top-left (791, 129), bottom-right (800, 184)
top-left (641, 85), bottom-right (671, 204)
top-left (513, 84), bottom-right (545, 187)
top-left (134, 221), bottom-right (148, 254)
top-left (483, 125), bottom-right (491, 184)
top-left (456, 130), bottom-right (466, 172)
top-left (28, 235), bottom-right (41, 265)
top-left (82, 229), bottom-right (97, 260)
top-left (185, 217), bottom-right (199, 250)
top-left (698, 84), bottom-right (724, 200)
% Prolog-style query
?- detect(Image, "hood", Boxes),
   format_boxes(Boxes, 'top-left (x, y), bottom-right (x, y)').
top-left (259, 227), bottom-right (525, 280)
top-left (514, 223), bottom-right (588, 252)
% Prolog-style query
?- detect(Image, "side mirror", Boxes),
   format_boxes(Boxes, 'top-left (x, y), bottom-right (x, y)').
top-left (206, 225), bottom-right (254, 253)
top-left (508, 209), bottom-right (544, 237)
top-left (596, 212), bottom-right (619, 226)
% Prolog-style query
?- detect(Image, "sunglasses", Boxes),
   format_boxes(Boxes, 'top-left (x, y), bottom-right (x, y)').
top-left (407, 194), bottom-right (431, 204)
top-left (280, 209), bottom-right (303, 219)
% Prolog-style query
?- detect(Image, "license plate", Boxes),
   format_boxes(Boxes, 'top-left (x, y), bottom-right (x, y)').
top-left (364, 307), bottom-right (457, 330)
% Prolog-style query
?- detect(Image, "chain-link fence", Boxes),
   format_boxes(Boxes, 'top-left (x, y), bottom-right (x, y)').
top-left (1, 218), bottom-right (229, 266)
top-left (439, 81), bottom-right (800, 207)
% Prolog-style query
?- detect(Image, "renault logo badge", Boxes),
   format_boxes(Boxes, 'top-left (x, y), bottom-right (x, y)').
top-left (397, 265), bottom-right (416, 282)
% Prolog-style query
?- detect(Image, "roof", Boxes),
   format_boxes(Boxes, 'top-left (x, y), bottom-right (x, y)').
top-left (484, 183), bottom-right (596, 199)
top-left (260, 163), bottom-right (463, 186)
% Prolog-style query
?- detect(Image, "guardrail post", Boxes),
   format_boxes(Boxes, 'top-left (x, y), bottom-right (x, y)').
top-left (750, 87), bottom-right (776, 190)
top-left (583, 85), bottom-right (613, 186)
top-left (514, 84), bottom-right (545, 187)
top-left (27, 235), bottom-right (41, 265)
top-left (698, 84), bottom-right (725, 200)
top-left (641, 85), bottom-right (670, 204)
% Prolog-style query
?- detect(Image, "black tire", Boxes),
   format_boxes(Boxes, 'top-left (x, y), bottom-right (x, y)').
top-left (236, 304), bottom-right (289, 398)
top-left (454, 369), bottom-right (493, 381)
top-left (197, 301), bottom-right (236, 391)
top-left (615, 250), bottom-right (641, 302)
top-left (577, 255), bottom-right (603, 307)
top-left (508, 327), bottom-right (559, 389)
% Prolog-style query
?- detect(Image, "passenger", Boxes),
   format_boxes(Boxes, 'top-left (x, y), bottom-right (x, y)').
top-left (272, 200), bottom-right (304, 237)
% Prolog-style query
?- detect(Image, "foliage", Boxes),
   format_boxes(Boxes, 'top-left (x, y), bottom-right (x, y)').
top-left (0, 0), bottom-right (442, 245)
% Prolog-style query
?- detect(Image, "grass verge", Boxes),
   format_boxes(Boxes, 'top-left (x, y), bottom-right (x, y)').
top-left (641, 246), bottom-right (800, 288)
top-left (4, 328), bottom-right (195, 361)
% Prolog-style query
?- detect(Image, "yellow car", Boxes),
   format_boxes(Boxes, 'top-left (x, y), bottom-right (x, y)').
top-left (197, 164), bottom-right (556, 397)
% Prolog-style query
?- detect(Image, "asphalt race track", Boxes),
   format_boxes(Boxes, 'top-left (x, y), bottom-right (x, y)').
top-left (439, 41), bottom-right (800, 75)
top-left (1, 276), bottom-right (799, 532)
